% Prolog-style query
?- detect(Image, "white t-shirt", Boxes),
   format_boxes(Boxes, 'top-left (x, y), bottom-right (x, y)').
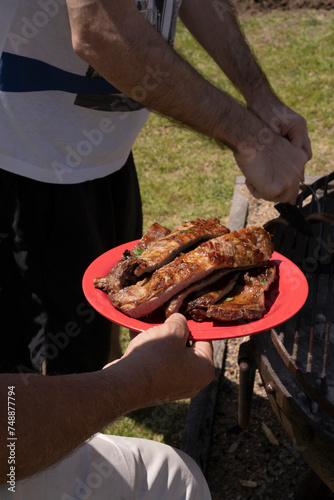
top-left (0, 0), bottom-right (181, 184)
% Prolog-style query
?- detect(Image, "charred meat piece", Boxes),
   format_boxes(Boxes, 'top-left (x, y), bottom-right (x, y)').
top-left (111, 227), bottom-right (273, 319)
top-left (164, 270), bottom-right (240, 318)
top-left (93, 223), bottom-right (171, 293)
top-left (133, 218), bottom-right (229, 277)
top-left (134, 222), bottom-right (171, 249)
top-left (188, 264), bottom-right (276, 322)
top-left (184, 271), bottom-right (241, 311)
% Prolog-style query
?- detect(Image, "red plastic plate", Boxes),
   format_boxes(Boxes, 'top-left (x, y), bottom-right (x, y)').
top-left (82, 241), bottom-right (309, 341)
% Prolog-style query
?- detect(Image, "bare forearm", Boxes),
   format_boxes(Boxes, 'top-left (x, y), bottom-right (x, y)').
top-left (179, 0), bottom-right (273, 108)
top-left (0, 369), bottom-right (133, 483)
top-left (66, 0), bottom-right (266, 152)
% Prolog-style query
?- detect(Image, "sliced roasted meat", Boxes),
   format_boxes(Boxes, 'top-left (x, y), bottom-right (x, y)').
top-left (184, 271), bottom-right (241, 311)
top-left (133, 218), bottom-right (229, 277)
top-left (188, 264), bottom-right (276, 322)
top-left (164, 270), bottom-right (240, 318)
top-left (236, 226), bottom-right (274, 258)
top-left (135, 222), bottom-right (171, 249)
top-left (93, 223), bottom-right (171, 293)
top-left (111, 227), bottom-right (273, 318)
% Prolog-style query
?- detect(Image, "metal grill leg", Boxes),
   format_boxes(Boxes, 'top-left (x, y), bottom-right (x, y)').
top-left (238, 340), bottom-right (256, 429)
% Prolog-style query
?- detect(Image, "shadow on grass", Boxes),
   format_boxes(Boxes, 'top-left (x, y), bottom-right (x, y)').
top-left (104, 400), bottom-right (189, 449)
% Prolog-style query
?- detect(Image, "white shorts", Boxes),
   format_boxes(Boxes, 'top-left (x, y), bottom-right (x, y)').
top-left (0, 433), bottom-right (212, 500)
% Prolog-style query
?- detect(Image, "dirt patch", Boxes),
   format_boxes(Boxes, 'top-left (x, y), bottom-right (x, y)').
top-left (239, 186), bottom-right (278, 227)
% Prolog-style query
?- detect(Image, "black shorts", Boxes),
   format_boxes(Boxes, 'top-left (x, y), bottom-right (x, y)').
top-left (0, 153), bottom-right (142, 375)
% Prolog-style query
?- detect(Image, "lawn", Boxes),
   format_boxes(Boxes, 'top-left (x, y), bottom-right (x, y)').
top-left (104, 8), bottom-right (334, 447)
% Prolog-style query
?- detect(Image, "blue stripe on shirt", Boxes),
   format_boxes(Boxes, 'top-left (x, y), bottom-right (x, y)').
top-left (0, 52), bottom-right (120, 94)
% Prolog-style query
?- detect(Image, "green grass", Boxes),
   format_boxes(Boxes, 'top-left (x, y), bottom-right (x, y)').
top-left (104, 401), bottom-right (189, 448)
top-left (104, 9), bottom-right (334, 446)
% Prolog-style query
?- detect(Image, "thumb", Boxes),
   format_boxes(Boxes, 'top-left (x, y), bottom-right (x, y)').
top-left (190, 340), bottom-right (213, 362)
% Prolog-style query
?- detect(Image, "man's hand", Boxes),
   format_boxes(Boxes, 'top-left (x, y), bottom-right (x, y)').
top-left (234, 93), bottom-right (312, 203)
top-left (234, 131), bottom-right (308, 203)
top-left (248, 94), bottom-right (312, 160)
top-left (106, 314), bottom-right (215, 408)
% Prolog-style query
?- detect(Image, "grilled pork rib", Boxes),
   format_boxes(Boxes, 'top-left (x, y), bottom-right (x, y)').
top-left (181, 271), bottom-right (241, 312)
top-left (133, 218), bottom-right (229, 277)
top-left (93, 223), bottom-right (171, 293)
top-left (164, 270), bottom-right (240, 318)
top-left (188, 264), bottom-right (276, 321)
top-left (111, 227), bottom-right (273, 318)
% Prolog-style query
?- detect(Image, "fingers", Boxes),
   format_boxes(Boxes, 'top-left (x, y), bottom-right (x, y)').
top-left (122, 318), bottom-right (188, 362)
top-left (164, 312), bottom-right (188, 329)
top-left (150, 315), bottom-right (213, 367)
top-left (251, 100), bottom-right (312, 176)
top-left (246, 179), bottom-right (300, 204)
top-left (165, 316), bottom-right (214, 370)
top-left (287, 128), bottom-right (312, 162)
top-left (190, 339), bottom-right (214, 365)
top-left (302, 135), bottom-right (312, 161)
top-left (242, 133), bottom-right (309, 204)
top-left (269, 104), bottom-right (312, 161)
top-left (157, 313), bottom-right (190, 345)
top-left (189, 340), bottom-right (215, 387)
top-left (113, 314), bottom-right (215, 405)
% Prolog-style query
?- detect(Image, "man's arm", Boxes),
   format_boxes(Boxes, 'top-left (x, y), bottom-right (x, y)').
top-left (179, 0), bottom-right (312, 156)
top-left (180, 0), bottom-right (312, 196)
top-left (0, 314), bottom-right (214, 483)
top-left (179, 0), bottom-right (271, 108)
top-left (66, 0), bottom-right (308, 203)
top-left (66, 0), bottom-right (260, 149)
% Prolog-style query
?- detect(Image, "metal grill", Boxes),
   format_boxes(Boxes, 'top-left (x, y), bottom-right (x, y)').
top-left (238, 173), bottom-right (334, 494)
top-left (264, 172), bottom-right (334, 425)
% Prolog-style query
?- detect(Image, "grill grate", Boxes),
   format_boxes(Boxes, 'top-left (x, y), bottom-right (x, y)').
top-left (264, 173), bottom-right (334, 421)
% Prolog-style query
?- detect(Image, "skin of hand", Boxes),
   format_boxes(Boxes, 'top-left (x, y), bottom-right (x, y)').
top-left (235, 95), bottom-right (312, 203)
top-left (246, 94), bottom-right (312, 203)
top-left (234, 129), bottom-right (309, 203)
top-left (247, 94), bottom-right (312, 159)
top-left (105, 314), bottom-right (214, 404)
top-left (0, 314), bottom-right (214, 484)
